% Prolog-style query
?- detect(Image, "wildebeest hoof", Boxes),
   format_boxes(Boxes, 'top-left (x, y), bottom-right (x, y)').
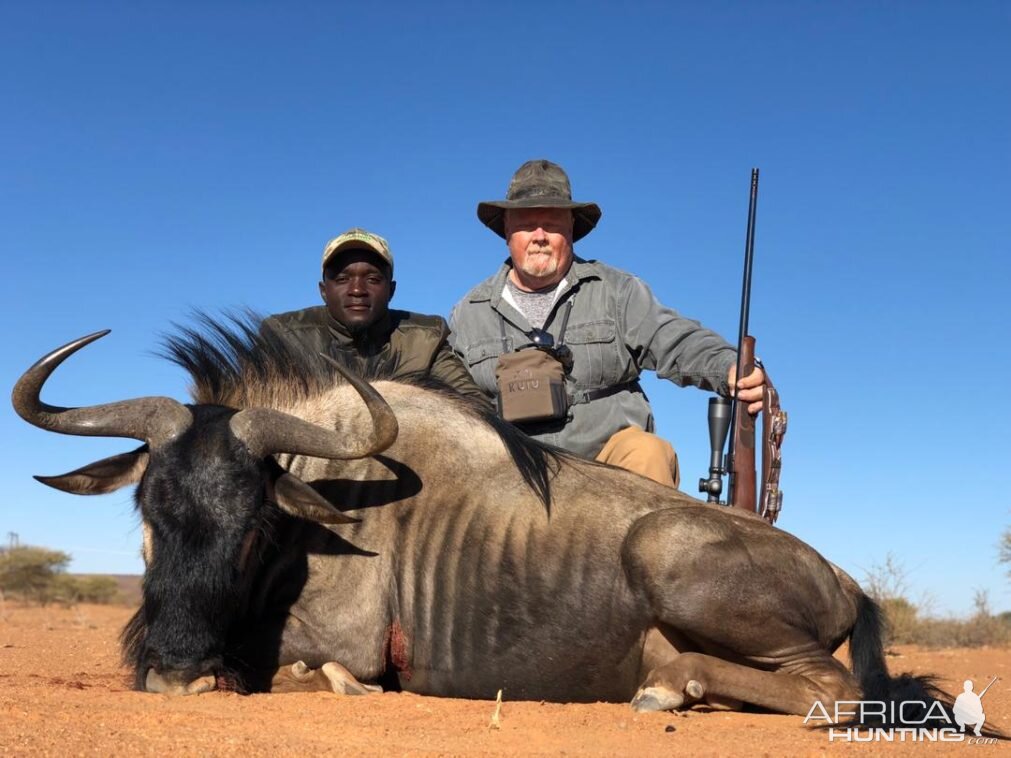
top-left (632, 679), bottom-right (706, 712)
top-left (290, 660), bottom-right (312, 679)
top-left (271, 660), bottom-right (336, 693)
top-left (321, 662), bottom-right (381, 695)
top-left (271, 660), bottom-right (381, 695)
top-left (685, 679), bottom-right (705, 700)
top-left (631, 686), bottom-right (685, 712)
top-left (145, 669), bottom-right (216, 695)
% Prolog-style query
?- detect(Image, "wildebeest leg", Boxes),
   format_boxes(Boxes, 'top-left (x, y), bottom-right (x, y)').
top-left (270, 660), bottom-right (382, 695)
top-left (623, 507), bottom-right (863, 715)
top-left (639, 625), bottom-right (742, 712)
top-left (631, 650), bottom-right (857, 714)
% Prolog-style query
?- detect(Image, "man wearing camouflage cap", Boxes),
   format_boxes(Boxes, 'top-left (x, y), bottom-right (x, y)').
top-left (264, 227), bottom-right (486, 401)
top-left (449, 160), bottom-right (766, 487)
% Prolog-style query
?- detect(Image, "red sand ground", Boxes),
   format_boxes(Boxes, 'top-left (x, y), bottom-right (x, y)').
top-left (1, 603), bottom-right (1007, 756)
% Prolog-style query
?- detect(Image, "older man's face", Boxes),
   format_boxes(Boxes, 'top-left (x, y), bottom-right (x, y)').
top-left (504, 207), bottom-right (574, 290)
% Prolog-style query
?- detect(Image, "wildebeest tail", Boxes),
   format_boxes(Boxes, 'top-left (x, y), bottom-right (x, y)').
top-left (850, 593), bottom-right (949, 710)
top-left (849, 592), bottom-right (891, 701)
top-left (847, 593), bottom-right (1005, 734)
top-left (848, 593), bottom-right (1007, 737)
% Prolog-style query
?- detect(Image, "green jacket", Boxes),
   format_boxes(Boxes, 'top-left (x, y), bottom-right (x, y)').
top-left (262, 306), bottom-right (488, 404)
top-left (449, 258), bottom-right (737, 459)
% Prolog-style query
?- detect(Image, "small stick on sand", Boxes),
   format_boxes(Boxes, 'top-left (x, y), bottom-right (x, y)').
top-left (489, 689), bottom-right (503, 729)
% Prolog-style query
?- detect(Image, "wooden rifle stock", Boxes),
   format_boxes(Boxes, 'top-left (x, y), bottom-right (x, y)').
top-left (729, 335), bottom-right (757, 512)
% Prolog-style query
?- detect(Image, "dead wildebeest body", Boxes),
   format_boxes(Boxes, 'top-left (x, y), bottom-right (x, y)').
top-left (270, 446), bottom-right (862, 711)
top-left (10, 318), bottom-right (928, 716)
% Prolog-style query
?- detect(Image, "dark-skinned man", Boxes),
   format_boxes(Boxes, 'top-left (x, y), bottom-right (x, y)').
top-left (263, 227), bottom-right (487, 402)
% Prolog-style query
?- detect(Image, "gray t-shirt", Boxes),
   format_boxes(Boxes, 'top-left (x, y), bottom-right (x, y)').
top-left (502, 277), bottom-right (566, 329)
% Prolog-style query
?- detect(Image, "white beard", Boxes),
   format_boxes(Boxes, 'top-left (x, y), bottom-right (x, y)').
top-left (520, 249), bottom-right (558, 278)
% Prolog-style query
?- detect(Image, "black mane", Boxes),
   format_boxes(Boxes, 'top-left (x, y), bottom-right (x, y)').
top-left (159, 311), bottom-right (568, 509)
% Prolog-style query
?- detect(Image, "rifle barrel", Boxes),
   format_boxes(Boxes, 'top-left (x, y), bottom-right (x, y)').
top-left (739, 168), bottom-right (759, 348)
top-left (728, 168), bottom-right (760, 508)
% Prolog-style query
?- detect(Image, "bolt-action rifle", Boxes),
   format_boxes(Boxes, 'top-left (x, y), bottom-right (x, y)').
top-left (698, 169), bottom-right (787, 524)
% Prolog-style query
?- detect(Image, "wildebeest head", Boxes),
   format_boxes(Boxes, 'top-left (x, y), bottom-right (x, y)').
top-left (12, 330), bottom-right (398, 694)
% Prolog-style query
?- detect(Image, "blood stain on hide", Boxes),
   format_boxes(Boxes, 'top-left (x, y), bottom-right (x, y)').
top-left (383, 620), bottom-right (413, 680)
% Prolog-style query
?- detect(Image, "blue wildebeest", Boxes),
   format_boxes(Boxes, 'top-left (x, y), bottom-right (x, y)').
top-left (12, 319), bottom-right (938, 715)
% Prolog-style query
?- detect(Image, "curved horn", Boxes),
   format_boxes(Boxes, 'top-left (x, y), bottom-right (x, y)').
top-left (12, 330), bottom-right (192, 445)
top-left (229, 355), bottom-right (398, 460)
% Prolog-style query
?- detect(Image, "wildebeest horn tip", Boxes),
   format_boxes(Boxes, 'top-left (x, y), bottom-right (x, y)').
top-left (13, 329), bottom-right (192, 446)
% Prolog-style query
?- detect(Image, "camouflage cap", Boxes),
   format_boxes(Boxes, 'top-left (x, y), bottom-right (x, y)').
top-left (477, 159), bottom-right (602, 241)
top-left (321, 227), bottom-right (394, 276)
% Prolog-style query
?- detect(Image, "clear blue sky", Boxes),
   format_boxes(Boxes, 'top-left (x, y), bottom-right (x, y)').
top-left (2, 2), bottom-right (1009, 616)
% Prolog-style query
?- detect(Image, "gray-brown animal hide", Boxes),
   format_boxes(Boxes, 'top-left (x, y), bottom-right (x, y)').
top-left (259, 380), bottom-right (854, 703)
top-left (16, 327), bottom-right (947, 722)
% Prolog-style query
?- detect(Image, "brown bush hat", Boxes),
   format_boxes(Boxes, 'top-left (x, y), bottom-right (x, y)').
top-left (321, 227), bottom-right (394, 276)
top-left (477, 159), bottom-right (602, 241)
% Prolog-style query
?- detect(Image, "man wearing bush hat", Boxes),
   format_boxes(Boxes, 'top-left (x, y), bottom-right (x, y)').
top-left (449, 160), bottom-right (766, 487)
top-left (264, 227), bottom-right (486, 401)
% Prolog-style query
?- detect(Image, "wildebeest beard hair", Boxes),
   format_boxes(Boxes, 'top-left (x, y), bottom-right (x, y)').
top-left (158, 310), bottom-right (570, 510)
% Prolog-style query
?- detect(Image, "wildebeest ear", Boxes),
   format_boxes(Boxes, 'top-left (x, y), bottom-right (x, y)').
top-left (34, 446), bottom-right (150, 495)
top-left (273, 473), bottom-right (360, 525)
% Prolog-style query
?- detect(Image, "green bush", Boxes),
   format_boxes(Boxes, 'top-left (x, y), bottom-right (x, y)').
top-left (0, 546), bottom-right (121, 606)
top-left (878, 596), bottom-right (919, 647)
top-left (0, 546), bottom-right (71, 604)
top-left (70, 575), bottom-right (121, 604)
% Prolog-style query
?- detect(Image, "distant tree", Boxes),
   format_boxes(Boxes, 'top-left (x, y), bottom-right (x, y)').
top-left (24, 573), bottom-right (122, 607)
top-left (1001, 525), bottom-right (1011, 580)
top-left (0, 546), bottom-right (71, 604)
top-left (48, 574), bottom-right (81, 606)
top-left (71, 575), bottom-right (120, 604)
top-left (863, 552), bottom-right (909, 604)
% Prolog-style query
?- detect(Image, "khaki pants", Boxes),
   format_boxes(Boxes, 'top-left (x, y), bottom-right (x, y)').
top-left (595, 425), bottom-right (680, 488)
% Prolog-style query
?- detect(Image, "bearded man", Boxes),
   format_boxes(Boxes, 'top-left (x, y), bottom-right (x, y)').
top-left (449, 160), bottom-right (766, 487)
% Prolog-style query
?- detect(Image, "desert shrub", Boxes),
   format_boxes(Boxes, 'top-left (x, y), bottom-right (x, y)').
top-left (878, 596), bottom-right (919, 645)
top-left (71, 575), bottom-right (121, 604)
top-left (863, 553), bottom-right (918, 647)
top-left (0, 546), bottom-right (71, 604)
top-left (864, 556), bottom-right (1011, 648)
top-left (955, 590), bottom-right (1011, 647)
top-left (46, 574), bottom-right (83, 606)
top-left (31, 574), bottom-right (121, 607)
top-left (1001, 525), bottom-right (1011, 578)
top-left (0, 546), bottom-right (122, 606)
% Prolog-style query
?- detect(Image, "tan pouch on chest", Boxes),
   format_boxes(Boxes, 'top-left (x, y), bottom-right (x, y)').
top-left (495, 348), bottom-right (568, 423)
